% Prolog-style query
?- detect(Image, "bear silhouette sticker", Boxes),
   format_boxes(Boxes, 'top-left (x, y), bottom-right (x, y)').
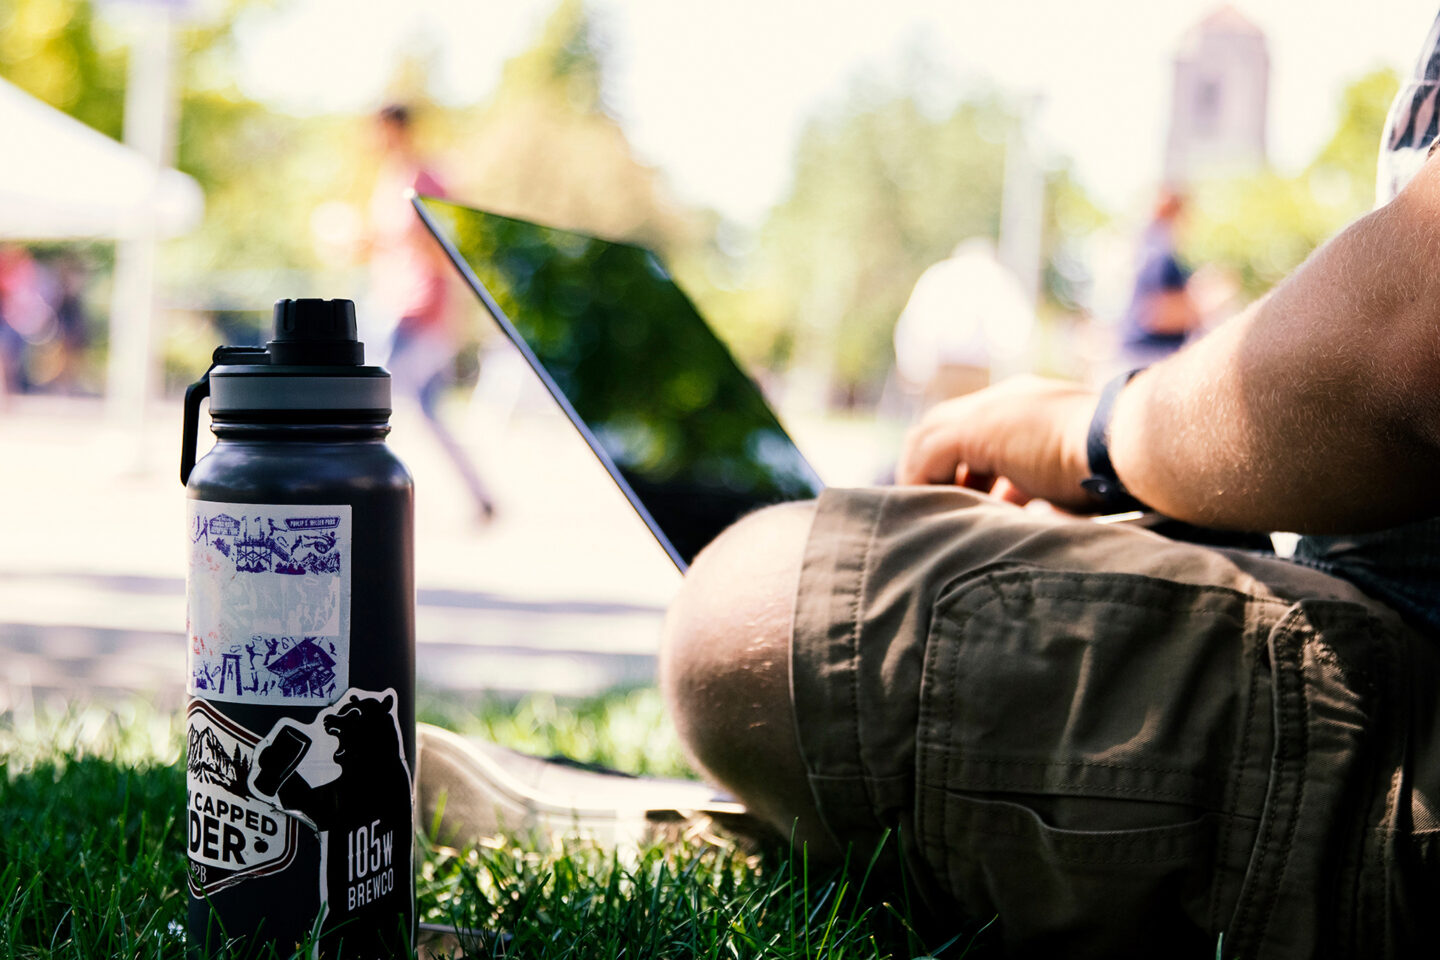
top-left (249, 688), bottom-right (413, 948)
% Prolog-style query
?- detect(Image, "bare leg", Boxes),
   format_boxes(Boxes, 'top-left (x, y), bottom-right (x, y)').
top-left (660, 501), bottom-right (841, 861)
top-left (418, 371), bottom-right (496, 519)
top-left (390, 328), bottom-right (497, 519)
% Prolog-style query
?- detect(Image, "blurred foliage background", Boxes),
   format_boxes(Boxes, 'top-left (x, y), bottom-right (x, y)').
top-left (0, 0), bottom-right (1405, 403)
top-left (1183, 68), bottom-right (1399, 298)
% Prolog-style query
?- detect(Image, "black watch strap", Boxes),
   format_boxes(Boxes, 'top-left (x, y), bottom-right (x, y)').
top-left (1081, 367), bottom-right (1147, 512)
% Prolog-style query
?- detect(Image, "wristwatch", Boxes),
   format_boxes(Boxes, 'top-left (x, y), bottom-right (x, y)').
top-left (1080, 367), bottom-right (1148, 512)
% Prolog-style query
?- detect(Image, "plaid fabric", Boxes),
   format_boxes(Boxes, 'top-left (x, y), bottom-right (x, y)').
top-left (1294, 520), bottom-right (1440, 636)
top-left (1377, 10), bottom-right (1440, 205)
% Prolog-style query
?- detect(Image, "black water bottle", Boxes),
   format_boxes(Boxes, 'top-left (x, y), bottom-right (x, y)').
top-left (180, 299), bottom-right (415, 958)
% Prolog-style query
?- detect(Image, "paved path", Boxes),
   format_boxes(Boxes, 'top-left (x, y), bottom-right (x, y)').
top-left (0, 571), bottom-right (665, 711)
top-left (0, 392), bottom-right (901, 711)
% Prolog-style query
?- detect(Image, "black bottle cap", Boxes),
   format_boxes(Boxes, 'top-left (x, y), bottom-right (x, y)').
top-left (267, 298), bottom-right (365, 365)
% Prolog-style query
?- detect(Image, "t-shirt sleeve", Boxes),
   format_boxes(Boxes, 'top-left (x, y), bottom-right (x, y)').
top-left (411, 168), bottom-right (446, 199)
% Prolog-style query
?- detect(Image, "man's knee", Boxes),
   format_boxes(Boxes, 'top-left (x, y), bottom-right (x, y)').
top-left (660, 500), bottom-right (836, 853)
top-left (660, 501), bottom-right (813, 769)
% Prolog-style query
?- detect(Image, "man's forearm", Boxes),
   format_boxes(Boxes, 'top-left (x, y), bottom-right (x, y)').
top-left (1109, 174), bottom-right (1440, 533)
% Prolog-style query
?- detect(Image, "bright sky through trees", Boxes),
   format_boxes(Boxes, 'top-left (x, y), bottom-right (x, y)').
top-left (228, 0), bottom-right (1440, 224)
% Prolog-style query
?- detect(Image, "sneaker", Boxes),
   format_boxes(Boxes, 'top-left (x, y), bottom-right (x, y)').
top-left (415, 723), bottom-right (768, 849)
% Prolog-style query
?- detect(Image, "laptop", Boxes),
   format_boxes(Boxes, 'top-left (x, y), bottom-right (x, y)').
top-left (411, 194), bottom-right (825, 571)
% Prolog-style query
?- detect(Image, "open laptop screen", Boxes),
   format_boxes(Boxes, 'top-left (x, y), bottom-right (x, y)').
top-left (413, 196), bottom-right (824, 570)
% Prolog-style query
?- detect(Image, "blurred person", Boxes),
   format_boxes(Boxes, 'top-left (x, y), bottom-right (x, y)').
top-left (892, 237), bottom-right (1034, 411)
top-left (1116, 187), bottom-right (1204, 368)
top-left (0, 244), bottom-right (54, 397)
top-left (0, 246), bottom-right (24, 397)
top-left (368, 102), bottom-right (496, 520)
top-left (32, 252), bottom-right (93, 394)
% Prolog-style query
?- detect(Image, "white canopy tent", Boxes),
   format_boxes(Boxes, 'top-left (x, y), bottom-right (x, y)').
top-left (2, 60), bottom-right (197, 452)
top-left (0, 76), bottom-right (202, 240)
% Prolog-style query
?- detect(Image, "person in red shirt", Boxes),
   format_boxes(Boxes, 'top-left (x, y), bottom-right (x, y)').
top-left (369, 103), bottom-right (495, 520)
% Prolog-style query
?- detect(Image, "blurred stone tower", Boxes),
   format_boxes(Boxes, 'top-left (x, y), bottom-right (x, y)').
top-left (1163, 4), bottom-right (1270, 184)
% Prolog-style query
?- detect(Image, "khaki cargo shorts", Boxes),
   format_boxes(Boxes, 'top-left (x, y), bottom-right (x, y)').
top-left (789, 487), bottom-right (1440, 959)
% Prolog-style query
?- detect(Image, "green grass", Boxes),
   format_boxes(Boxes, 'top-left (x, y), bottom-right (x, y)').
top-left (416, 686), bottom-right (695, 780)
top-left (0, 694), bottom-right (985, 959)
top-left (1, 703), bottom-right (187, 958)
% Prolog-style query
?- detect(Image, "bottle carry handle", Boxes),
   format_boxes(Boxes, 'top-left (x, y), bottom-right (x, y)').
top-left (181, 346), bottom-right (270, 486)
top-left (180, 370), bottom-right (209, 487)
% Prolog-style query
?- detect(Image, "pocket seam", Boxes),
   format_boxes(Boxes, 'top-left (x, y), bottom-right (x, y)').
top-left (840, 488), bottom-right (888, 827)
top-left (939, 791), bottom-right (1238, 867)
top-left (1210, 615), bottom-right (1267, 933)
top-left (938, 750), bottom-right (1209, 779)
top-left (1224, 610), bottom-right (1310, 953)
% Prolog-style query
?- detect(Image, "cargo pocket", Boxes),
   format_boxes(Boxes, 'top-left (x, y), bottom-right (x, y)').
top-left (914, 568), bottom-right (1282, 958)
top-left (932, 793), bottom-right (1222, 956)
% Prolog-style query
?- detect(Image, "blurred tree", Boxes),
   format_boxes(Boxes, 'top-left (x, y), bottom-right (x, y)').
top-left (448, 0), bottom-right (699, 253)
top-left (1308, 68), bottom-right (1400, 209)
top-left (169, 27), bottom-right (321, 282)
top-left (753, 83), bottom-right (1104, 401)
top-left (0, 0), bottom-right (125, 139)
top-left (428, 0), bottom-right (757, 397)
top-left (1184, 68), bottom-right (1399, 298)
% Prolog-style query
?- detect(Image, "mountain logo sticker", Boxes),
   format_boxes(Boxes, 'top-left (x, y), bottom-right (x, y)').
top-left (185, 700), bottom-right (299, 896)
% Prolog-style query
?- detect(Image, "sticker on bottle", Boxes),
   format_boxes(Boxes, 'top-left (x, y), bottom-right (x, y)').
top-left (249, 688), bottom-right (414, 929)
top-left (186, 700), bottom-right (300, 897)
top-left (187, 501), bottom-right (351, 706)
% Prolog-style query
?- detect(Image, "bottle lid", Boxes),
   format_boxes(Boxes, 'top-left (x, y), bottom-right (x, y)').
top-left (268, 298), bottom-right (365, 365)
top-left (207, 298), bottom-right (390, 414)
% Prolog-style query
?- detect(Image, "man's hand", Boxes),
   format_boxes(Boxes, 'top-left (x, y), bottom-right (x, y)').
top-left (897, 376), bottom-right (1100, 511)
top-left (898, 154), bottom-right (1440, 534)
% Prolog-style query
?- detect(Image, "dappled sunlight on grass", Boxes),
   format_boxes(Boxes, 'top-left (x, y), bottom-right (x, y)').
top-left (1, 697), bottom-right (184, 772)
top-left (419, 686), bottom-right (696, 781)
